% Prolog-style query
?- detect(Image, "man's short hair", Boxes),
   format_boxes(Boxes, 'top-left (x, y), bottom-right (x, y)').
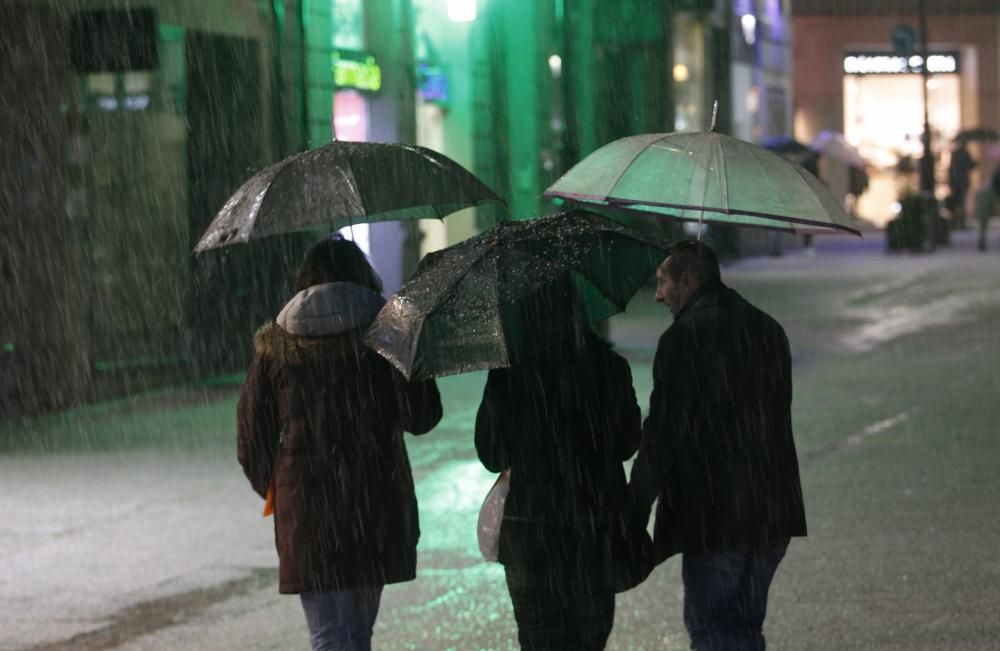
top-left (664, 240), bottom-right (721, 285)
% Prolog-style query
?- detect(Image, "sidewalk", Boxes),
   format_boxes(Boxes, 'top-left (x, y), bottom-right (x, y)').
top-left (3, 225), bottom-right (1000, 650)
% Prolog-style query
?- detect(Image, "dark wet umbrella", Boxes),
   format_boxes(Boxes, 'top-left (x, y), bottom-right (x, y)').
top-left (544, 131), bottom-right (861, 236)
top-left (193, 141), bottom-right (504, 252)
top-left (953, 127), bottom-right (999, 144)
top-left (765, 135), bottom-right (821, 175)
top-left (365, 210), bottom-right (667, 380)
top-left (762, 135), bottom-right (810, 155)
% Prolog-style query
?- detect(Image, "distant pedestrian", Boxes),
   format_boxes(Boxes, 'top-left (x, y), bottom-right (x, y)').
top-left (237, 236), bottom-right (442, 651)
top-left (629, 240), bottom-right (807, 651)
top-left (974, 168), bottom-right (1000, 252)
top-left (801, 151), bottom-right (822, 255)
top-left (948, 142), bottom-right (976, 229)
top-left (475, 277), bottom-right (642, 650)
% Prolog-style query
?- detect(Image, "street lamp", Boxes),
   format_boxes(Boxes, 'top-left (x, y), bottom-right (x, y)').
top-left (918, 0), bottom-right (936, 251)
top-left (448, 0), bottom-right (476, 22)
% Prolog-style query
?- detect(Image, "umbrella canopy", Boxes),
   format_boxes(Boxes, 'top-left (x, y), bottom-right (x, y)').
top-left (366, 210), bottom-right (667, 381)
top-left (762, 135), bottom-right (810, 155)
top-left (811, 131), bottom-right (868, 169)
top-left (544, 131), bottom-right (861, 236)
top-left (194, 141), bottom-right (504, 252)
top-left (764, 135), bottom-right (820, 174)
top-left (953, 127), bottom-right (999, 145)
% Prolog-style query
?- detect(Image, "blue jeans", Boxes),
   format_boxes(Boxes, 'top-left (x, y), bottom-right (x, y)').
top-left (300, 586), bottom-right (383, 651)
top-left (682, 539), bottom-right (790, 651)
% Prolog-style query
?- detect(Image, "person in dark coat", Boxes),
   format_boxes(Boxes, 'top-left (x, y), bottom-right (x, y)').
top-left (948, 142), bottom-right (976, 229)
top-left (237, 236), bottom-right (442, 651)
top-left (629, 240), bottom-right (806, 651)
top-left (475, 277), bottom-right (642, 650)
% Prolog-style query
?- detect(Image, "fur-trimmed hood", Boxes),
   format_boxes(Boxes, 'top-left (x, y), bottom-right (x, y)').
top-left (254, 282), bottom-right (385, 364)
top-left (277, 282), bottom-right (384, 336)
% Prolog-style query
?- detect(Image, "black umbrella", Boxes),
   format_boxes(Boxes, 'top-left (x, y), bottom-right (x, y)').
top-left (762, 135), bottom-right (810, 155)
top-left (194, 141), bottom-right (505, 252)
top-left (953, 127), bottom-right (999, 144)
top-left (365, 210), bottom-right (667, 380)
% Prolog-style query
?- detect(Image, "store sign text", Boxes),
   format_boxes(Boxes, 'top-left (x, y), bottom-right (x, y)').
top-left (417, 63), bottom-right (449, 103)
top-left (843, 52), bottom-right (959, 75)
top-left (332, 50), bottom-right (382, 92)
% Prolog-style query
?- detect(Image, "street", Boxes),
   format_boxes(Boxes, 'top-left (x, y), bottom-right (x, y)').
top-left (3, 228), bottom-right (1000, 650)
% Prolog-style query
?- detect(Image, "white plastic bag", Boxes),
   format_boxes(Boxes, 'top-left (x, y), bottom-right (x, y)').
top-left (477, 469), bottom-right (511, 562)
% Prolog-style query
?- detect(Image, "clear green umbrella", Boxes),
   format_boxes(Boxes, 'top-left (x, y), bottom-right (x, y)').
top-left (544, 131), bottom-right (862, 237)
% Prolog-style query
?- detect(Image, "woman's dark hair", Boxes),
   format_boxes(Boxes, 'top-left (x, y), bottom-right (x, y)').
top-left (510, 274), bottom-right (591, 362)
top-left (295, 235), bottom-right (383, 294)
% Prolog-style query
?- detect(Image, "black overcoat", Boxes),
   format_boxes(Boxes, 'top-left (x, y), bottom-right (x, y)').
top-left (630, 279), bottom-right (807, 562)
top-left (475, 334), bottom-right (641, 572)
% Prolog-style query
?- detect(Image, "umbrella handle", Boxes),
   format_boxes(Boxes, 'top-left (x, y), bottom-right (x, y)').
top-left (710, 100), bottom-right (719, 133)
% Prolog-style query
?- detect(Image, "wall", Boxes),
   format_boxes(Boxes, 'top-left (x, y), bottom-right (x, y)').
top-left (2, 0), bottom-right (282, 412)
top-left (0, 3), bottom-right (89, 415)
top-left (792, 13), bottom-right (1000, 142)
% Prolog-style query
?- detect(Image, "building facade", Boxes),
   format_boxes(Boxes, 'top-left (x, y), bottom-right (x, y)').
top-left (2, 0), bottom-right (290, 414)
top-left (792, 0), bottom-right (1000, 226)
top-left (2, 0), bottom-right (795, 415)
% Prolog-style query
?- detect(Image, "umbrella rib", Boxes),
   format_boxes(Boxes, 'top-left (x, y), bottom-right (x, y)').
top-left (605, 135), bottom-right (663, 199)
top-left (714, 134), bottom-right (729, 233)
top-left (342, 148), bottom-right (366, 228)
top-left (782, 154), bottom-right (852, 231)
top-left (419, 242), bottom-right (497, 325)
top-left (246, 152), bottom-right (307, 239)
top-left (604, 197), bottom-right (860, 235)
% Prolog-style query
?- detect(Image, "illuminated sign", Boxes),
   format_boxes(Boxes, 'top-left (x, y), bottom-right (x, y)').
top-left (417, 63), bottom-right (449, 103)
top-left (843, 51), bottom-right (959, 75)
top-left (332, 50), bottom-right (382, 92)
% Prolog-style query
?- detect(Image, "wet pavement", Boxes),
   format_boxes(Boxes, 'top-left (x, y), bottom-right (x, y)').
top-left (3, 226), bottom-right (1000, 650)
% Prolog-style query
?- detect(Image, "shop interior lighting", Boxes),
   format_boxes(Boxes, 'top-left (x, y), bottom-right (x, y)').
top-left (448, 0), bottom-right (476, 22)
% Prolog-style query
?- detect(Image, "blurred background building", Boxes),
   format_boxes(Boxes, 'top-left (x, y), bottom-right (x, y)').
top-left (2, 0), bottom-right (800, 414)
top-left (792, 0), bottom-right (1000, 228)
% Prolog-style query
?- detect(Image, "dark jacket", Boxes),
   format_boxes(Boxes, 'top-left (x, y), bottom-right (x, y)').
top-left (630, 279), bottom-right (807, 562)
top-left (475, 333), bottom-right (641, 572)
top-left (237, 282), bottom-right (442, 593)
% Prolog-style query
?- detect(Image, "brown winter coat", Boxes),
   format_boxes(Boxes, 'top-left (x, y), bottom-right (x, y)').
top-left (237, 322), bottom-right (442, 593)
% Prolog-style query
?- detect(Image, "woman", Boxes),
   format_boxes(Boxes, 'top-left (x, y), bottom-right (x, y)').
top-left (474, 279), bottom-right (642, 650)
top-left (237, 236), bottom-right (442, 651)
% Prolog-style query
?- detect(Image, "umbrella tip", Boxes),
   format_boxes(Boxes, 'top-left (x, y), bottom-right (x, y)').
top-left (710, 100), bottom-right (719, 132)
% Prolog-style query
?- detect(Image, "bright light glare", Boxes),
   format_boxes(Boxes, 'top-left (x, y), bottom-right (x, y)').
top-left (338, 223), bottom-right (371, 257)
top-left (448, 0), bottom-right (476, 22)
top-left (741, 14), bottom-right (756, 45)
top-left (673, 63), bottom-right (690, 83)
top-left (548, 54), bottom-right (562, 77)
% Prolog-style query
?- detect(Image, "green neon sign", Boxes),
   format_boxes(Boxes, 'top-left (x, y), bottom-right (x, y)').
top-left (332, 50), bottom-right (382, 92)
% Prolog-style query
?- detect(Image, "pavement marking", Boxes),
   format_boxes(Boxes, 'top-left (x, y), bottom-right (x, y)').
top-left (802, 411), bottom-right (910, 466)
top-left (839, 293), bottom-right (992, 352)
top-left (19, 568), bottom-right (275, 651)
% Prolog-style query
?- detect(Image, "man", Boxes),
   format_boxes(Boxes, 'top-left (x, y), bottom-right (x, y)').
top-left (948, 142), bottom-right (976, 230)
top-left (629, 240), bottom-right (807, 651)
